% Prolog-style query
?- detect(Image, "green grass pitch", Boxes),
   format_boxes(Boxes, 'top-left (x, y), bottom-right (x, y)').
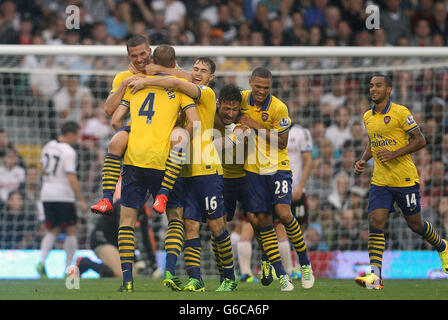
top-left (1, 277), bottom-right (447, 300)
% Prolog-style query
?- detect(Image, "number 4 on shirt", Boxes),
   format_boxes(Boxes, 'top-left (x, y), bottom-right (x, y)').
top-left (139, 92), bottom-right (156, 124)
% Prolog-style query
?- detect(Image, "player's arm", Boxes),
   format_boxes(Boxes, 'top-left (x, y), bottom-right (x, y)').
top-left (292, 150), bottom-right (312, 201)
top-left (104, 74), bottom-right (145, 116)
top-left (66, 173), bottom-right (87, 213)
top-left (239, 115), bottom-right (289, 150)
top-left (376, 127), bottom-right (426, 162)
top-left (183, 105), bottom-right (199, 138)
top-left (111, 104), bottom-right (130, 130)
top-left (354, 138), bottom-right (372, 175)
top-left (129, 76), bottom-right (199, 99)
top-left (145, 64), bottom-right (192, 82)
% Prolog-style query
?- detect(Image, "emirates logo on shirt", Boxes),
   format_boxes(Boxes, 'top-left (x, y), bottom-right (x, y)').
top-left (384, 116), bottom-right (391, 124)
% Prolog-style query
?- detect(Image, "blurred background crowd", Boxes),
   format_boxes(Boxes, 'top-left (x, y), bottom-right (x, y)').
top-left (0, 0), bottom-right (448, 261)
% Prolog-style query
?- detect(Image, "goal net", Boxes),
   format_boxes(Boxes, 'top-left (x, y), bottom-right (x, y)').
top-left (0, 45), bottom-right (447, 279)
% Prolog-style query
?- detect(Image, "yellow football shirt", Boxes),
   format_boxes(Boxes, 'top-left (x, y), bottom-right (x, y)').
top-left (363, 100), bottom-right (420, 187)
top-left (215, 124), bottom-right (245, 179)
top-left (240, 90), bottom-right (292, 175)
top-left (122, 75), bottom-right (195, 169)
top-left (181, 85), bottom-right (223, 177)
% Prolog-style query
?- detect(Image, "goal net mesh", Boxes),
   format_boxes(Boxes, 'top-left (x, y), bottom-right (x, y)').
top-left (1, 49), bottom-right (447, 278)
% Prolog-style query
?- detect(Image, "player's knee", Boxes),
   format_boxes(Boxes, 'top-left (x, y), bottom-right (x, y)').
top-left (166, 207), bottom-right (183, 220)
top-left (367, 212), bottom-right (387, 230)
top-left (108, 131), bottom-right (128, 155)
top-left (208, 218), bottom-right (226, 237)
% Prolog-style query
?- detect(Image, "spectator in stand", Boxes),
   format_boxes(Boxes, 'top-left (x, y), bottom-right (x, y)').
top-left (311, 121), bottom-right (326, 158)
top-left (236, 20), bottom-right (251, 45)
top-left (373, 28), bottom-right (390, 47)
top-left (0, 129), bottom-right (24, 167)
top-left (342, 121), bottom-right (365, 158)
top-left (285, 11), bottom-right (308, 46)
top-left (0, 148), bottom-right (26, 204)
top-left (431, 1), bottom-right (448, 41)
top-left (250, 29), bottom-right (265, 46)
top-left (438, 196), bottom-right (448, 239)
top-left (308, 25), bottom-right (323, 46)
top-left (336, 20), bottom-right (353, 46)
top-left (17, 17), bottom-right (33, 45)
top-left (194, 19), bottom-right (212, 45)
top-left (52, 74), bottom-right (92, 126)
top-left (422, 116), bottom-right (442, 153)
top-left (411, 0), bottom-right (435, 31)
top-left (165, 21), bottom-right (189, 45)
top-left (0, 190), bottom-right (38, 249)
top-left (328, 170), bottom-right (351, 211)
top-left (42, 14), bottom-right (66, 45)
top-left (105, 1), bottom-right (131, 40)
top-left (334, 147), bottom-right (357, 178)
top-left (304, 222), bottom-right (329, 251)
top-left (266, 17), bottom-right (289, 46)
top-left (305, 0), bottom-right (328, 28)
top-left (381, 0), bottom-right (412, 46)
top-left (333, 208), bottom-right (360, 250)
top-left (441, 132), bottom-right (448, 169)
top-left (308, 158), bottom-right (334, 200)
top-left (84, 0), bottom-right (115, 23)
top-left (250, 3), bottom-right (270, 37)
top-left (152, 0), bottom-right (186, 30)
top-left (20, 165), bottom-right (41, 212)
top-left (91, 22), bottom-right (109, 45)
top-left (215, 3), bottom-right (238, 44)
top-left (340, 0), bottom-right (365, 34)
top-left (148, 12), bottom-right (167, 45)
top-left (324, 6), bottom-right (340, 39)
top-left (411, 19), bottom-right (432, 46)
top-left (321, 76), bottom-right (347, 110)
top-left (424, 159), bottom-right (448, 199)
top-left (325, 106), bottom-right (352, 153)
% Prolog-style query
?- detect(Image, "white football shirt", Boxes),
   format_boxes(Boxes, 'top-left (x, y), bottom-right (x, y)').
top-left (287, 124), bottom-right (313, 189)
top-left (40, 140), bottom-right (77, 202)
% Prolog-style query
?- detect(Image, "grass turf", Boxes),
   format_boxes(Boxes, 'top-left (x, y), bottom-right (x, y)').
top-left (0, 277), bottom-right (447, 300)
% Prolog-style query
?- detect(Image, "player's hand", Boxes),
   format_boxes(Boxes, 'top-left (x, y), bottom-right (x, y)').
top-left (145, 63), bottom-right (162, 75)
top-left (353, 159), bottom-right (366, 175)
top-left (233, 124), bottom-right (251, 138)
top-left (239, 116), bottom-right (261, 130)
top-left (128, 77), bottom-right (149, 94)
top-left (80, 200), bottom-right (88, 213)
top-left (123, 74), bottom-right (145, 87)
top-left (376, 149), bottom-right (396, 162)
top-left (128, 62), bottom-right (140, 74)
top-left (292, 186), bottom-right (303, 202)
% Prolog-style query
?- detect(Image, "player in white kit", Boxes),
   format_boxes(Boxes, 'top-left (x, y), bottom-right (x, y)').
top-left (274, 122), bottom-right (313, 279)
top-left (36, 121), bottom-right (88, 278)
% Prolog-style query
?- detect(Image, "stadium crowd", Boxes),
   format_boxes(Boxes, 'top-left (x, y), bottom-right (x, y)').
top-left (0, 0), bottom-right (448, 264)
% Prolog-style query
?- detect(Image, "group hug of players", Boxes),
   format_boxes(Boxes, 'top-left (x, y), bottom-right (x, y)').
top-left (87, 35), bottom-right (315, 292)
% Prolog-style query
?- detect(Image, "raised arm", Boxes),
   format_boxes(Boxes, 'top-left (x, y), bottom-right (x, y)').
top-left (104, 74), bottom-right (145, 116)
top-left (128, 76), bottom-right (200, 99)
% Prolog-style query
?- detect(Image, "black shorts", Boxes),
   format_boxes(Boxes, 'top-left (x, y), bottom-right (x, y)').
top-left (42, 202), bottom-right (77, 230)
